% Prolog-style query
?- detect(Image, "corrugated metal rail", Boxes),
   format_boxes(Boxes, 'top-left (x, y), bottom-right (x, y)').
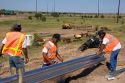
top-left (0, 53), bottom-right (105, 83)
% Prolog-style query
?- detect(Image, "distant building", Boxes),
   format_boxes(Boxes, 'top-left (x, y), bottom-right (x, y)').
top-left (0, 9), bottom-right (16, 15)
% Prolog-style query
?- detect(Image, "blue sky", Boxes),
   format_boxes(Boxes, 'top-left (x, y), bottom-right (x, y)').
top-left (0, 0), bottom-right (125, 13)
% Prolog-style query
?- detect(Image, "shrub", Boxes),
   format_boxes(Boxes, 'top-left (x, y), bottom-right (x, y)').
top-left (34, 13), bottom-right (42, 20)
top-left (100, 14), bottom-right (104, 18)
top-left (57, 19), bottom-right (60, 22)
top-left (118, 16), bottom-right (122, 18)
top-left (70, 14), bottom-right (72, 17)
top-left (89, 16), bottom-right (93, 18)
top-left (41, 16), bottom-right (46, 22)
top-left (81, 16), bottom-right (84, 19)
top-left (84, 15), bottom-right (87, 18)
top-left (51, 12), bottom-right (60, 17)
top-left (28, 16), bottom-right (32, 20)
top-left (94, 15), bottom-right (98, 18)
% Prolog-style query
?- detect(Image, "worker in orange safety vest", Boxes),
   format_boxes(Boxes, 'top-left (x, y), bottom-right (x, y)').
top-left (96, 30), bottom-right (121, 80)
top-left (0, 24), bottom-right (29, 83)
top-left (42, 33), bottom-right (63, 67)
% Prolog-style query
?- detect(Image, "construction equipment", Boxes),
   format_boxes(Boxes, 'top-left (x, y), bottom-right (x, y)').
top-left (78, 35), bottom-right (101, 51)
top-left (0, 53), bottom-right (105, 83)
top-left (62, 23), bottom-right (72, 29)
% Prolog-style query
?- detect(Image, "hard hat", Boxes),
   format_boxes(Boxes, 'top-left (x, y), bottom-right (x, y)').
top-left (52, 33), bottom-right (61, 42)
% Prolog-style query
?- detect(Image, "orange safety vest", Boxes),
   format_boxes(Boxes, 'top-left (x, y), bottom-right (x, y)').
top-left (104, 34), bottom-right (119, 53)
top-left (2, 32), bottom-right (26, 57)
top-left (44, 41), bottom-right (57, 60)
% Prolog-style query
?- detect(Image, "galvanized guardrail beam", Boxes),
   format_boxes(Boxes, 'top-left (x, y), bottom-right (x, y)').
top-left (0, 53), bottom-right (105, 83)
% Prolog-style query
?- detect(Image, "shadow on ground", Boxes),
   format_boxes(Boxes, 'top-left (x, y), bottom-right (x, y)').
top-left (58, 63), bottom-right (102, 83)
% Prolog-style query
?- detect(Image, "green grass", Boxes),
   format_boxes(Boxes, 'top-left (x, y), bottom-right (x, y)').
top-left (0, 15), bottom-right (125, 39)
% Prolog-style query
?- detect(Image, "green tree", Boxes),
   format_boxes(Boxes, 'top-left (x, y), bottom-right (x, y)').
top-left (34, 13), bottom-right (42, 20)
top-left (41, 16), bottom-right (46, 22)
top-left (28, 16), bottom-right (32, 20)
top-left (51, 12), bottom-right (60, 17)
top-left (100, 14), bottom-right (104, 18)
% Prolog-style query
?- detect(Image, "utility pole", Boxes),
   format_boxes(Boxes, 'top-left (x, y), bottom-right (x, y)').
top-left (54, 0), bottom-right (55, 12)
top-left (117, 0), bottom-right (120, 23)
top-left (47, 4), bottom-right (48, 15)
top-left (98, 0), bottom-right (100, 17)
top-left (36, 0), bottom-right (38, 13)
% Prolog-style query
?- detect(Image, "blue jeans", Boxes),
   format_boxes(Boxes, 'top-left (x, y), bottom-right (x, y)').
top-left (9, 56), bottom-right (24, 69)
top-left (109, 49), bottom-right (120, 74)
top-left (42, 60), bottom-right (57, 68)
top-left (42, 63), bottom-right (51, 68)
top-left (9, 56), bottom-right (25, 75)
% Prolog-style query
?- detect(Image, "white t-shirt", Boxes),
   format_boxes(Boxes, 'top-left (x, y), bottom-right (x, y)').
top-left (42, 41), bottom-right (57, 64)
top-left (2, 37), bottom-right (27, 48)
top-left (102, 38), bottom-right (121, 51)
top-left (42, 41), bottom-right (55, 53)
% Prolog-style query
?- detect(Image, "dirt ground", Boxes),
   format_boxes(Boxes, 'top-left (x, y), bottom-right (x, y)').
top-left (0, 24), bottom-right (125, 83)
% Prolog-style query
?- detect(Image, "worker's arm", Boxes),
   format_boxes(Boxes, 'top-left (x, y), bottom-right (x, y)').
top-left (43, 52), bottom-right (53, 64)
top-left (97, 44), bottom-right (105, 55)
top-left (23, 47), bottom-right (29, 64)
top-left (22, 37), bottom-right (29, 64)
top-left (56, 52), bottom-right (63, 62)
top-left (0, 44), bottom-right (4, 57)
top-left (0, 37), bottom-right (6, 57)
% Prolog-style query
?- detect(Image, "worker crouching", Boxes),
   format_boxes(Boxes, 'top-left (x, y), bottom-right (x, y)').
top-left (41, 34), bottom-right (63, 67)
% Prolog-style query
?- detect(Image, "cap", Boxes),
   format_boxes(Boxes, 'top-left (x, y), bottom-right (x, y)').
top-left (52, 33), bottom-right (61, 42)
top-left (12, 23), bottom-right (21, 31)
top-left (97, 30), bottom-right (105, 36)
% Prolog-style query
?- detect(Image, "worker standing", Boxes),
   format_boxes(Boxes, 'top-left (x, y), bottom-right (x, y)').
top-left (96, 30), bottom-right (121, 80)
top-left (0, 24), bottom-right (29, 83)
top-left (42, 33), bottom-right (63, 67)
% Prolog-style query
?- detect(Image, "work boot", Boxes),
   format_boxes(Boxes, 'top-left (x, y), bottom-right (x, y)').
top-left (105, 72), bottom-right (111, 78)
top-left (107, 75), bottom-right (115, 80)
top-left (107, 71), bottom-right (115, 80)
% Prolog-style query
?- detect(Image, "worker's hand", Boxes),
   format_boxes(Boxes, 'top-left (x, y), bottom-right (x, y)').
top-left (61, 59), bottom-right (63, 62)
top-left (96, 51), bottom-right (102, 56)
top-left (24, 58), bottom-right (29, 64)
top-left (0, 54), bottom-right (3, 57)
top-left (51, 60), bottom-right (57, 64)
top-left (46, 60), bottom-right (53, 65)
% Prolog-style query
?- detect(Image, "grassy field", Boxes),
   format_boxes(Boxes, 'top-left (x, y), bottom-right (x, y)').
top-left (0, 14), bottom-right (125, 79)
top-left (0, 15), bottom-right (125, 83)
top-left (0, 15), bottom-right (125, 56)
top-left (0, 14), bottom-right (125, 39)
